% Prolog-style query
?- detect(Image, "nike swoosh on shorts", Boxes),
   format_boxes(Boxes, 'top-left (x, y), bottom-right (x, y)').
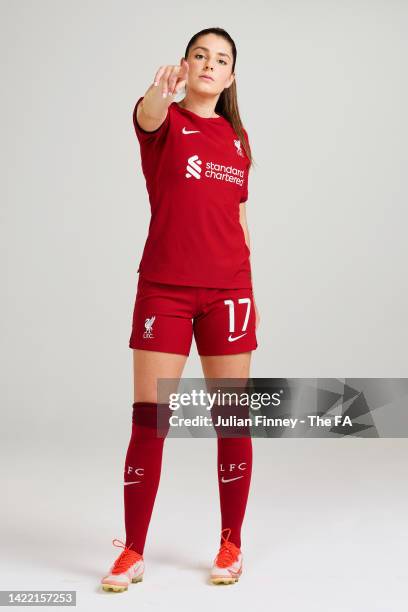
top-left (228, 333), bottom-right (247, 342)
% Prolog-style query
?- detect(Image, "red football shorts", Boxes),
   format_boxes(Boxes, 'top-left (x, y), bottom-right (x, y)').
top-left (129, 275), bottom-right (258, 356)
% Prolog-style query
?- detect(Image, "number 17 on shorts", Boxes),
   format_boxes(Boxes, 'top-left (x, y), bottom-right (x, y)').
top-left (193, 288), bottom-right (258, 356)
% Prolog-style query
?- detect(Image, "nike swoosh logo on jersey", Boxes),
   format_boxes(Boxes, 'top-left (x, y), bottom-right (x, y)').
top-left (182, 127), bottom-right (200, 134)
top-left (124, 481), bottom-right (141, 486)
top-left (228, 333), bottom-right (247, 342)
top-left (221, 476), bottom-right (244, 483)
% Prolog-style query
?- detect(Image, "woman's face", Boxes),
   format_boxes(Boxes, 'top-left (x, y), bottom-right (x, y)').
top-left (185, 34), bottom-right (235, 96)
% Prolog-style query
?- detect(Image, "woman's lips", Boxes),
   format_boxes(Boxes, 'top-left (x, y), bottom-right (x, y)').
top-left (200, 75), bottom-right (214, 81)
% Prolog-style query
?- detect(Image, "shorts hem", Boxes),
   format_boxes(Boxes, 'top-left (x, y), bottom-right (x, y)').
top-left (197, 343), bottom-right (258, 357)
top-left (129, 343), bottom-right (190, 357)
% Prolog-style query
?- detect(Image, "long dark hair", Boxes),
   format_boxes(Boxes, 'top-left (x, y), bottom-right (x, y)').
top-left (184, 27), bottom-right (254, 168)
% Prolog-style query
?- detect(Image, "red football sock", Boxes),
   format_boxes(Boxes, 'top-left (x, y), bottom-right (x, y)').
top-left (124, 402), bottom-right (171, 554)
top-left (216, 436), bottom-right (253, 549)
top-left (211, 404), bottom-right (253, 549)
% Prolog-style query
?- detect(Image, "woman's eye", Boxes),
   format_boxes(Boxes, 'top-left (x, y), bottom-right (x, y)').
top-left (195, 53), bottom-right (227, 66)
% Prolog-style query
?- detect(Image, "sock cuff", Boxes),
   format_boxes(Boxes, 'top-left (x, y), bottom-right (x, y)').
top-left (132, 401), bottom-right (158, 408)
top-left (132, 401), bottom-right (171, 436)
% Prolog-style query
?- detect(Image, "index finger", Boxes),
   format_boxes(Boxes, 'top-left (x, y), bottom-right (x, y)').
top-left (153, 65), bottom-right (166, 86)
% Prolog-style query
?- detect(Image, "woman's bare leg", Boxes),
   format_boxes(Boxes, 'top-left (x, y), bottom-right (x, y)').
top-left (133, 349), bottom-right (188, 403)
top-left (199, 352), bottom-right (252, 380)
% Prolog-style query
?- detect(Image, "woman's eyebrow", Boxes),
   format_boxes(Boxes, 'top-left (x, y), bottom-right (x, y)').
top-left (192, 45), bottom-right (231, 60)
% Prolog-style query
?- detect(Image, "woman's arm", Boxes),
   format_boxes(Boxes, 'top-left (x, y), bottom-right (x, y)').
top-left (137, 83), bottom-right (172, 132)
top-left (239, 202), bottom-right (260, 330)
top-left (137, 58), bottom-right (189, 132)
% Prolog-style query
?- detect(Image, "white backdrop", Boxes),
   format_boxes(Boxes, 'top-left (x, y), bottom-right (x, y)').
top-left (1, 1), bottom-right (407, 610)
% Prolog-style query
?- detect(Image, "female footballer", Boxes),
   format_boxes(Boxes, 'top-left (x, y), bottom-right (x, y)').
top-left (101, 26), bottom-right (259, 591)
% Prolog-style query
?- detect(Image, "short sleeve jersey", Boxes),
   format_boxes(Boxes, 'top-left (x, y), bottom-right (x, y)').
top-left (132, 96), bottom-right (252, 288)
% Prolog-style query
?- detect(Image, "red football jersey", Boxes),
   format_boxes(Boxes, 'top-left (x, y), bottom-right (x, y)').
top-left (132, 96), bottom-right (252, 288)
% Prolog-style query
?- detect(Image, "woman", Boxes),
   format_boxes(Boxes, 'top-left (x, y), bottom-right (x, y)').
top-left (101, 26), bottom-right (260, 591)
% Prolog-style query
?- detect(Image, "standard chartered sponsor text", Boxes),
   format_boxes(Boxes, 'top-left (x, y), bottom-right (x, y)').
top-left (205, 161), bottom-right (244, 186)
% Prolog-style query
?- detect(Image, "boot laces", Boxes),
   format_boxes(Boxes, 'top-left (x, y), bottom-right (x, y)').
top-left (111, 539), bottom-right (142, 574)
top-left (214, 528), bottom-right (241, 568)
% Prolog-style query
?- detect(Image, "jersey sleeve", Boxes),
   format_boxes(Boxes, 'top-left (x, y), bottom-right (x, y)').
top-left (240, 128), bottom-right (251, 203)
top-left (132, 95), bottom-right (171, 145)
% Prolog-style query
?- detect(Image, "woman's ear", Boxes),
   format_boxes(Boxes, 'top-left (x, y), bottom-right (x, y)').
top-left (226, 72), bottom-right (235, 89)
